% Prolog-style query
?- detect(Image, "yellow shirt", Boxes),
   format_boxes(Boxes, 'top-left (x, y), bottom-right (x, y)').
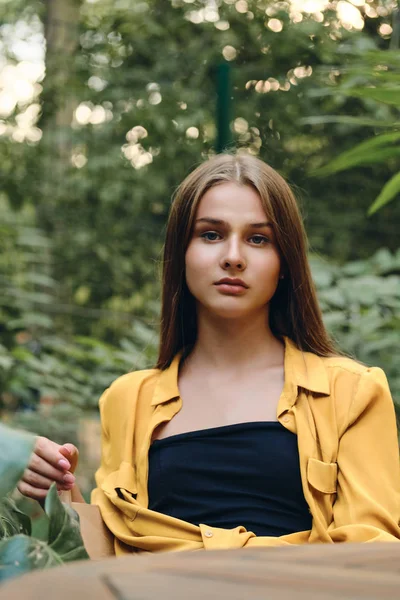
top-left (91, 337), bottom-right (400, 554)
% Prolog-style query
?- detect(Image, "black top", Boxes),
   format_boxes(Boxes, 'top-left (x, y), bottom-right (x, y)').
top-left (147, 421), bottom-right (312, 537)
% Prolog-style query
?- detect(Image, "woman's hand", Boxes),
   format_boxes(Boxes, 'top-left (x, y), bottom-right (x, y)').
top-left (17, 437), bottom-right (79, 501)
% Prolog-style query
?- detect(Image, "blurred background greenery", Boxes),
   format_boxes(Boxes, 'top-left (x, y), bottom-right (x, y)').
top-left (0, 0), bottom-right (399, 498)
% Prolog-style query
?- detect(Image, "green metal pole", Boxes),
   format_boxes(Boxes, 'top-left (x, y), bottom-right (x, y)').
top-left (216, 61), bottom-right (233, 153)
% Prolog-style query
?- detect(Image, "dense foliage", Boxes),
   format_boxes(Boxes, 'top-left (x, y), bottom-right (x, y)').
top-left (307, 46), bottom-right (400, 214)
top-left (1, 1), bottom-right (398, 331)
top-left (312, 249), bottom-right (400, 407)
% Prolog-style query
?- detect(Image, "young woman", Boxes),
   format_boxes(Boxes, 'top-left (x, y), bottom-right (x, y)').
top-left (19, 153), bottom-right (400, 553)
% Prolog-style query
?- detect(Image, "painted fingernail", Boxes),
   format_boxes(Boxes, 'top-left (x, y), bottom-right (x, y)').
top-left (63, 474), bottom-right (75, 484)
top-left (58, 459), bottom-right (70, 470)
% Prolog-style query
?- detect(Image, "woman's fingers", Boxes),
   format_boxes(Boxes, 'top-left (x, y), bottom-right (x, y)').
top-left (17, 467), bottom-right (75, 500)
top-left (18, 436), bottom-right (79, 501)
top-left (21, 468), bottom-right (58, 490)
top-left (21, 465), bottom-right (75, 489)
top-left (29, 452), bottom-right (74, 484)
top-left (60, 443), bottom-right (79, 474)
top-left (34, 436), bottom-right (72, 471)
top-left (17, 481), bottom-right (50, 501)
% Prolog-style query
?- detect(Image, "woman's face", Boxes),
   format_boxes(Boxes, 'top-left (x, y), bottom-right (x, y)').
top-left (185, 182), bottom-right (282, 321)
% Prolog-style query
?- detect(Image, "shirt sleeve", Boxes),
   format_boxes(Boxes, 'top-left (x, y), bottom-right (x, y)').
top-left (91, 389), bottom-right (117, 492)
top-left (90, 389), bottom-right (118, 508)
top-left (326, 367), bottom-right (400, 542)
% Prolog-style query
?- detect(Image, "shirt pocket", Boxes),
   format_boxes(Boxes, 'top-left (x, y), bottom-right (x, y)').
top-left (307, 458), bottom-right (337, 494)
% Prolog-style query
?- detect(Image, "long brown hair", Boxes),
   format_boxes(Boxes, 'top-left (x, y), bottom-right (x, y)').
top-left (156, 153), bottom-right (338, 369)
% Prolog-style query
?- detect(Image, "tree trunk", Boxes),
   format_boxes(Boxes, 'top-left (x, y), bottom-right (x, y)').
top-left (40, 0), bottom-right (82, 195)
top-left (39, 0), bottom-right (82, 328)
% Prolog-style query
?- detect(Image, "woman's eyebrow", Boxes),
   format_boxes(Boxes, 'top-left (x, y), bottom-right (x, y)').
top-left (249, 221), bottom-right (272, 228)
top-left (195, 218), bottom-right (272, 228)
top-left (195, 217), bottom-right (225, 225)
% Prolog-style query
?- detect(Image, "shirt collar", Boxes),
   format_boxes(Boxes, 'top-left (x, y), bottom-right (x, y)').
top-left (151, 353), bottom-right (181, 406)
top-left (284, 337), bottom-right (330, 396)
top-left (151, 336), bottom-right (330, 407)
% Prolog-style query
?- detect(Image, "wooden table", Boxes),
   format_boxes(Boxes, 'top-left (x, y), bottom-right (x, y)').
top-left (2, 543), bottom-right (400, 599)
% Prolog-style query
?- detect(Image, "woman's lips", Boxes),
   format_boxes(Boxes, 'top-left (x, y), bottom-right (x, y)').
top-left (214, 282), bottom-right (248, 295)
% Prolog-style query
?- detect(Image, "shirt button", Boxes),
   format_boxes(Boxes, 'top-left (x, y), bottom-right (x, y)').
top-left (283, 415), bottom-right (291, 423)
top-left (204, 530), bottom-right (213, 538)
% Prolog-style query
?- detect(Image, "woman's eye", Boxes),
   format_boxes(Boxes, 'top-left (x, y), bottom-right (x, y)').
top-left (250, 235), bottom-right (269, 245)
top-left (201, 231), bottom-right (221, 242)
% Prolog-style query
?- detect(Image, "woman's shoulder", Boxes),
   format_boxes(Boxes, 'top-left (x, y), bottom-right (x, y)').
top-left (318, 354), bottom-right (390, 393)
top-left (317, 354), bottom-right (392, 414)
top-left (320, 354), bottom-right (368, 376)
top-left (309, 354), bottom-right (393, 432)
top-left (108, 366), bottom-right (160, 392)
top-left (99, 366), bottom-right (162, 411)
top-left (319, 354), bottom-right (388, 383)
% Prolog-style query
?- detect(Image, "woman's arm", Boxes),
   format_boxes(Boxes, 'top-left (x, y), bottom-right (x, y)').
top-left (327, 366), bottom-right (400, 542)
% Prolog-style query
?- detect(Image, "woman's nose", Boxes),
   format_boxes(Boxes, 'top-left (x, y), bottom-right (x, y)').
top-left (220, 241), bottom-right (246, 271)
top-left (222, 258), bottom-right (246, 270)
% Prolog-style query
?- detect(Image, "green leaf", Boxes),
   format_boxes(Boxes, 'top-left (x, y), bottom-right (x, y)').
top-left (45, 484), bottom-right (89, 562)
top-left (0, 424), bottom-right (36, 497)
top-left (0, 535), bottom-right (31, 582)
top-left (0, 354), bottom-right (14, 371)
top-left (319, 287), bottom-right (347, 309)
top-left (340, 87), bottom-right (400, 107)
top-left (0, 498), bottom-right (31, 540)
top-left (300, 116), bottom-right (400, 128)
top-left (6, 312), bottom-right (54, 329)
top-left (23, 272), bottom-right (56, 288)
top-left (311, 132), bottom-right (400, 177)
top-left (371, 247), bottom-right (398, 273)
top-left (368, 171), bottom-right (400, 215)
top-left (341, 260), bottom-right (369, 277)
top-left (17, 228), bottom-right (51, 249)
top-left (318, 147), bottom-right (400, 176)
top-left (338, 276), bottom-right (382, 306)
top-left (322, 311), bottom-right (347, 330)
top-left (0, 535), bottom-right (63, 583)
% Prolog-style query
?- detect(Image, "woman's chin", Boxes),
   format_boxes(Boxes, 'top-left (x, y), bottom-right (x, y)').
top-left (204, 302), bottom-right (258, 321)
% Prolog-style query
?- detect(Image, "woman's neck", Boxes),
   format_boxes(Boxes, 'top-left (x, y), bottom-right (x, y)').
top-left (187, 309), bottom-right (284, 372)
